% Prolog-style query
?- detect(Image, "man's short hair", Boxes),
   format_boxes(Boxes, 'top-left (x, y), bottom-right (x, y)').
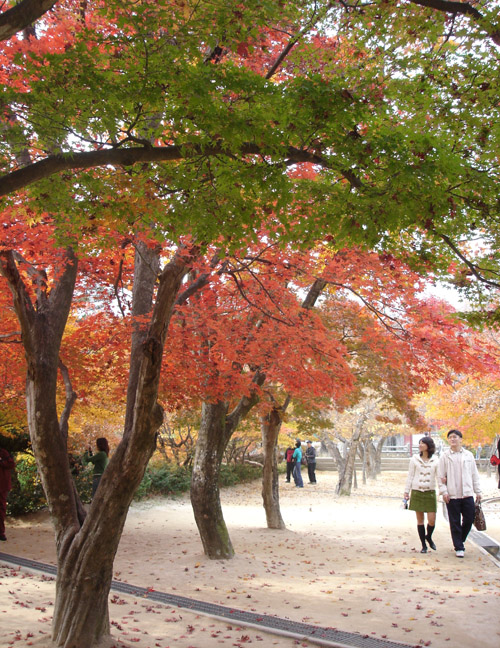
top-left (447, 429), bottom-right (463, 438)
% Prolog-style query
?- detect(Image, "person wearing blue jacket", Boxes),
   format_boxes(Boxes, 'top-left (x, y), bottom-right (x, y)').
top-left (292, 439), bottom-right (304, 488)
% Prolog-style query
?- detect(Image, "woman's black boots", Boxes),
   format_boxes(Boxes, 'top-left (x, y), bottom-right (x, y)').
top-left (417, 524), bottom-right (427, 553)
top-left (426, 524), bottom-right (436, 550)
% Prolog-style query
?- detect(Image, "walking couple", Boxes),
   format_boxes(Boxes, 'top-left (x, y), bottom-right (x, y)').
top-left (405, 430), bottom-right (481, 558)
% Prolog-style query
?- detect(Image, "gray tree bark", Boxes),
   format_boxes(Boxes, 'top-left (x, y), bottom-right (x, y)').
top-left (190, 371), bottom-right (266, 559)
top-left (190, 400), bottom-right (235, 559)
top-left (337, 427), bottom-right (363, 496)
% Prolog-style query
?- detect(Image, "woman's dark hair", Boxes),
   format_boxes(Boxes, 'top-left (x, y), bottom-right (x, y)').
top-left (96, 437), bottom-right (110, 455)
top-left (295, 439), bottom-right (301, 448)
top-left (419, 436), bottom-right (435, 458)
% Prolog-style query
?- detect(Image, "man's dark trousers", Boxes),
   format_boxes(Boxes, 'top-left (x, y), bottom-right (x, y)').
top-left (446, 496), bottom-right (475, 551)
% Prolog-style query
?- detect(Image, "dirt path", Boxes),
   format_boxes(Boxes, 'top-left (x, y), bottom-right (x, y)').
top-left (1, 471), bottom-right (500, 647)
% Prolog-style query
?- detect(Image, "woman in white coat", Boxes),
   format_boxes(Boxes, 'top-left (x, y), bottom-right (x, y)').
top-left (404, 437), bottom-right (439, 553)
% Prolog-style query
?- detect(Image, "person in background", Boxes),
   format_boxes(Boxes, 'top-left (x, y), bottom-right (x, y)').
top-left (285, 446), bottom-right (294, 483)
top-left (438, 429), bottom-right (481, 558)
top-left (305, 440), bottom-right (317, 484)
top-left (404, 437), bottom-right (438, 553)
top-left (0, 446), bottom-right (16, 541)
top-left (83, 437), bottom-right (110, 498)
top-left (292, 439), bottom-right (304, 488)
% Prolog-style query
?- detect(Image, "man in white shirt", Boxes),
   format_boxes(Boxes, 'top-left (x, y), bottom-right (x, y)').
top-left (438, 429), bottom-right (482, 558)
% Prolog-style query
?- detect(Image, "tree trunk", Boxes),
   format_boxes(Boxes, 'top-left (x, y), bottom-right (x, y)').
top-left (191, 277), bottom-right (325, 550)
top-left (337, 433), bottom-right (362, 496)
top-left (54, 248), bottom-right (190, 647)
top-left (1, 244), bottom-right (194, 647)
top-left (190, 400), bottom-right (235, 559)
top-left (261, 407), bottom-right (286, 530)
top-left (365, 440), bottom-right (376, 479)
top-left (360, 442), bottom-right (367, 485)
top-left (321, 435), bottom-right (342, 470)
top-left (190, 372), bottom-right (265, 559)
top-left (375, 436), bottom-right (386, 475)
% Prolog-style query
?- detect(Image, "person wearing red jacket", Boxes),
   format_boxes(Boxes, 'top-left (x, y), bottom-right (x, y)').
top-left (0, 446), bottom-right (16, 541)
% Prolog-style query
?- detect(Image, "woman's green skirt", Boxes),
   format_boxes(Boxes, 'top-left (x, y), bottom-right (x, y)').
top-left (409, 489), bottom-right (437, 512)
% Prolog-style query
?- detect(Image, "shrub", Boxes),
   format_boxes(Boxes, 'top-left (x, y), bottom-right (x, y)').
top-left (8, 454), bottom-right (94, 514)
top-left (74, 467), bottom-right (93, 504)
top-left (219, 462), bottom-right (262, 486)
top-left (7, 454), bottom-right (46, 515)
top-left (134, 464), bottom-right (192, 500)
top-left (134, 462), bottom-right (263, 500)
top-left (8, 455), bottom-right (263, 513)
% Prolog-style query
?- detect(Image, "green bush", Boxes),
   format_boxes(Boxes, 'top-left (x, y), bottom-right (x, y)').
top-left (7, 454), bottom-right (46, 515)
top-left (74, 467), bottom-right (93, 504)
top-left (7, 455), bottom-right (263, 513)
top-left (7, 454), bottom-right (94, 515)
top-left (134, 462), bottom-right (262, 500)
top-left (134, 464), bottom-right (192, 500)
top-left (219, 462), bottom-right (262, 486)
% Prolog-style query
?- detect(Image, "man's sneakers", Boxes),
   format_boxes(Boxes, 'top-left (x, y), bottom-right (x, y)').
top-left (455, 549), bottom-right (465, 558)
top-left (0, 534), bottom-right (6, 542)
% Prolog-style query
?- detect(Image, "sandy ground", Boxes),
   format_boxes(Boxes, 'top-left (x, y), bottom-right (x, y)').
top-left (1, 470), bottom-right (500, 648)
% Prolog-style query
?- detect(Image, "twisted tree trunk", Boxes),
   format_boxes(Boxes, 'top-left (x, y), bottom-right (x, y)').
top-left (190, 400), bottom-right (235, 559)
top-left (190, 371), bottom-right (266, 559)
top-left (337, 431), bottom-right (362, 496)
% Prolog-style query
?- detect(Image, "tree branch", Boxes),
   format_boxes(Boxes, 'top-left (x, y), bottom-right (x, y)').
top-left (0, 0), bottom-right (58, 42)
top-left (175, 251), bottom-right (225, 306)
top-left (0, 331), bottom-right (22, 342)
top-left (408, 0), bottom-right (500, 46)
top-left (266, 2), bottom-right (335, 79)
top-left (0, 250), bottom-right (36, 353)
top-left (434, 230), bottom-right (500, 290)
top-left (0, 143), bottom-right (361, 197)
top-left (58, 358), bottom-right (77, 440)
top-left (302, 278), bottom-right (327, 309)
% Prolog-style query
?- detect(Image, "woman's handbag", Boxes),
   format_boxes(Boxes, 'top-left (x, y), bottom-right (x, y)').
top-left (473, 502), bottom-right (487, 531)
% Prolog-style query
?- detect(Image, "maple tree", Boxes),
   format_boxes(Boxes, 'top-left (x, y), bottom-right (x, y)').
top-left (0, 281), bottom-right (26, 428)
top-left (161, 239), bottom-right (355, 552)
top-left (173, 242), bottom-right (499, 544)
top-left (0, 1), bottom-right (497, 266)
top-left (1, 2), bottom-right (500, 647)
top-left (288, 249), bottom-right (500, 495)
